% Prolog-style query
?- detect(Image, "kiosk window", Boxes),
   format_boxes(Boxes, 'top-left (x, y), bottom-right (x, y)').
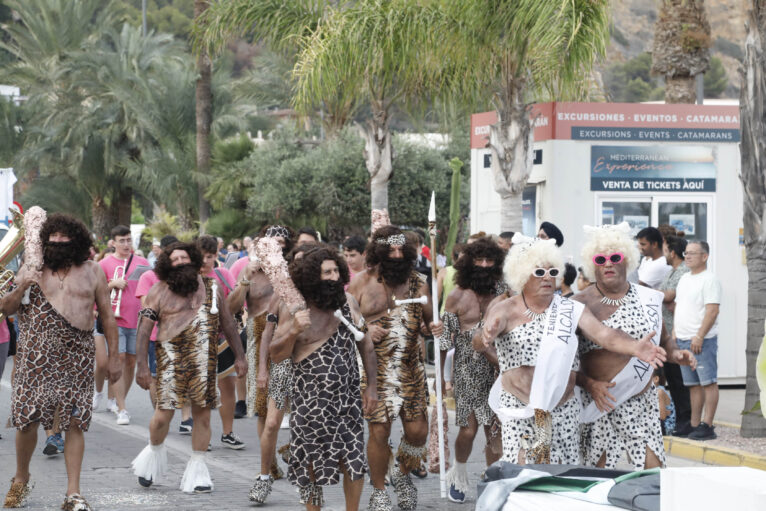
top-left (658, 201), bottom-right (707, 241)
top-left (601, 201), bottom-right (651, 235)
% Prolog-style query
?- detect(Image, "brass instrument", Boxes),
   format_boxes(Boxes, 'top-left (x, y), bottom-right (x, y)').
top-left (0, 210), bottom-right (26, 322)
top-left (110, 259), bottom-right (126, 319)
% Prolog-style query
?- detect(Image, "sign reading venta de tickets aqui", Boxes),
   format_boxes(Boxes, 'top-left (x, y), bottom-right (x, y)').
top-left (590, 145), bottom-right (716, 192)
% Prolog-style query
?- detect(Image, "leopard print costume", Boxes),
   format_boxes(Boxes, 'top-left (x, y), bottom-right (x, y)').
top-left (578, 284), bottom-right (666, 470)
top-left (289, 303), bottom-right (367, 489)
top-left (10, 283), bottom-right (95, 431)
top-left (439, 311), bottom-right (497, 428)
top-left (142, 277), bottom-right (220, 410)
top-left (363, 271), bottom-right (429, 424)
top-left (246, 313), bottom-right (268, 417)
top-left (268, 358), bottom-right (292, 410)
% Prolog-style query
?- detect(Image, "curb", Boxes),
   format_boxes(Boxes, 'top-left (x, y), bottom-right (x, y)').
top-left (663, 436), bottom-right (766, 470)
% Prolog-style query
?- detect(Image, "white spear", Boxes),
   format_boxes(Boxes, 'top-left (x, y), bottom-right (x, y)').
top-left (429, 191), bottom-right (446, 499)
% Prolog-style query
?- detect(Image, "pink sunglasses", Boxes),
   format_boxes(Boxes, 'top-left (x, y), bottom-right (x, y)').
top-left (592, 252), bottom-right (624, 266)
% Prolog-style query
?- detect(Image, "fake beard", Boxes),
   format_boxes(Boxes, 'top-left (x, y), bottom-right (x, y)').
top-left (306, 279), bottom-right (347, 311)
top-left (378, 257), bottom-right (413, 286)
top-left (43, 241), bottom-right (78, 271)
top-left (164, 264), bottom-right (200, 297)
top-left (466, 266), bottom-right (500, 295)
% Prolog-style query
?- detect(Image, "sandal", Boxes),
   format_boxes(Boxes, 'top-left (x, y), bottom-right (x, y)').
top-left (61, 493), bottom-right (92, 511)
top-left (410, 464), bottom-right (428, 479)
top-left (3, 477), bottom-right (34, 508)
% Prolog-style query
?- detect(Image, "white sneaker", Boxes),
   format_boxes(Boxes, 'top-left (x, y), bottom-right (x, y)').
top-left (106, 398), bottom-right (118, 414)
top-left (280, 413), bottom-right (290, 430)
top-left (93, 391), bottom-right (105, 411)
top-left (116, 409), bottom-right (130, 425)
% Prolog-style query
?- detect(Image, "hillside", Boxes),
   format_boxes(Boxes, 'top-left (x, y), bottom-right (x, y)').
top-left (608, 0), bottom-right (746, 98)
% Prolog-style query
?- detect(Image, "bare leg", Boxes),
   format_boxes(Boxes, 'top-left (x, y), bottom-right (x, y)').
top-left (64, 421), bottom-right (85, 496)
top-left (181, 404), bottom-right (191, 422)
top-left (13, 424), bottom-right (38, 484)
top-left (236, 377), bottom-right (246, 404)
top-left (689, 384), bottom-right (704, 427)
top-left (368, 421), bottom-right (392, 490)
top-left (217, 375), bottom-right (236, 435)
top-left (595, 451), bottom-right (607, 468)
top-left (149, 409), bottom-right (174, 445)
top-left (257, 415), bottom-right (266, 439)
top-left (644, 446), bottom-right (662, 469)
top-left (93, 334), bottom-right (107, 394)
top-left (454, 413), bottom-right (479, 463)
top-left (341, 461), bottom-right (363, 511)
top-left (259, 399), bottom-right (285, 475)
top-left (702, 383), bottom-right (719, 425)
top-left (304, 463), bottom-right (320, 511)
top-left (115, 353), bottom-right (136, 411)
top-left (191, 405), bottom-right (211, 452)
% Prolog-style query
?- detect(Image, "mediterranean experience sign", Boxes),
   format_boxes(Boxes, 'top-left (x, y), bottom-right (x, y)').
top-left (591, 145), bottom-right (716, 192)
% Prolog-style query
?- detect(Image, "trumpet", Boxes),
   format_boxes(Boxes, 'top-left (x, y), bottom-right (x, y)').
top-left (0, 210), bottom-right (25, 323)
top-left (110, 260), bottom-right (126, 319)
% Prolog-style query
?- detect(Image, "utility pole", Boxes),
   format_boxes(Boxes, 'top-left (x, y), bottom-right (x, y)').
top-left (142, 0), bottom-right (147, 36)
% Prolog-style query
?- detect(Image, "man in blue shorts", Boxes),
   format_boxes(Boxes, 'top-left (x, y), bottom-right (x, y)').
top-left (673, 241), bottom-right (721, 440)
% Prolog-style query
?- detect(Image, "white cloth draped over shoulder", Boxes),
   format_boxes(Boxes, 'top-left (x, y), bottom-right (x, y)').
top-left (579, 284), bottom-right (663, 423)
top-left (489, 294), bottom-right (585, 422)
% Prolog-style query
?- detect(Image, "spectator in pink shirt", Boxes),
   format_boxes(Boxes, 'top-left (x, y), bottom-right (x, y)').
top-left (98, 225), bottom-right (149, 426)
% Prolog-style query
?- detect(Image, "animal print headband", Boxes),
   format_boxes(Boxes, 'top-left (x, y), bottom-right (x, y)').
top-left (265, 225), bottom-right (291, 239)
top-left (375, 234), bottom-right (406, 246)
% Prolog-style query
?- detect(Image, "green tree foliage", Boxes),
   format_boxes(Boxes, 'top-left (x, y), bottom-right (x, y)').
top-left (205, 127), bottom-right (469, 242)
top-left (604, 53), bottom-right (665, 102)
top-left (120, 0), bottom-right (194, 40)
top-left (704, 56), bottom-right (728, 98)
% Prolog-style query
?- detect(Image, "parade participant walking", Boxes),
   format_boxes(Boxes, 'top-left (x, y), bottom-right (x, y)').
top-left (348, 225), bottom-right (442, 511)
top-left (575, 223), bottom-right (696, 470)
top-left (197, 235), bottom-right (244, 449)
top-left (268, 246), bottom-right (377, 510)
top-left (228, 225), bottom-right (295, 422)
top-left (248, 243), bottom-right (314, 504)
top-left (475, 234), bottom-right (666, 468)
top-left (131, 242), bottom-right (246, 494)
top-left (2, 213), bottom-right (122, 510)
top-left (99, 225), bottom-right (149, 425)
top-left (438, 237), bottom-right (505, 503)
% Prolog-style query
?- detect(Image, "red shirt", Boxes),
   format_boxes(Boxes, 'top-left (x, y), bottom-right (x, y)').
top-left (135, 270), bottom-right (159, 341)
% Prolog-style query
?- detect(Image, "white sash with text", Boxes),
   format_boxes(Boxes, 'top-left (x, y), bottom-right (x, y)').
top-left (489, 294), bottom-right (585, 422)
top-left (579, 284), bottom-right (663, 424)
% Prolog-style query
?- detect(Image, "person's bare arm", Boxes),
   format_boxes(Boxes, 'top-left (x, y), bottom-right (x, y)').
top-left (420, 279), bottom-right (444, 337)
top-left (219, 286), bottom-right (247, 377)
top-left (660, 321), bottom-right (697, 369)
top-left (94, 264), bottom-right (121, 384)
top-left (135, 283), bottom-right (162, 390)
top-left (474, 298), bottom-right (509, 352)
top-left (578, 306), bottom-right (666, 367)
top-left (348, 294), bottom-right (378, 416)
top-left (258, 295), bottom-right (281, 383)
top-left (226, 281), bottom-right (248, 314)
top-left (691, 303), bottom-right (720, 354)
top-left (0, 265), bottom-right (37, 317)
top-left (269, 303), bottom-right (309, 362)
top-left (436, 267), bottom-right (446, 304)
top-left (662, 288), bottom-right (676, 304)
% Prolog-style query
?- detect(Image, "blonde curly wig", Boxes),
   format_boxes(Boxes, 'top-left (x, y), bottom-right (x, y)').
top-left (580, 222), bottom-right (640, 281)
top-left (504, 234), bottom-right (564, 293)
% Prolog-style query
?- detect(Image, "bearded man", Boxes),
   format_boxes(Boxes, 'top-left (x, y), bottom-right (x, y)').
top-left (131, 242), bottom-right (246, 494)
top-left (268, 246), bottom-right (378, 510)
top-left (2, 214), bottom-right (121, 511)
top-left (348, 225), bottom-right (442, 511)
top-left (438, 237), bottom-right (505, 503)
top-left (575, 223), bottom-right (696, 470)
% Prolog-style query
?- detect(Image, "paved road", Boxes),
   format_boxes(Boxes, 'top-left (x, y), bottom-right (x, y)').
top-left (0, 361), bottom-right (702, 510)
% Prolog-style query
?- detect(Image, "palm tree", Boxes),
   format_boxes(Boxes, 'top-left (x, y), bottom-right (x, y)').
top-left (195, 0), bottom-right (441, 212)
top-left (651, 0), bottom-right (711, 103)
top-left (739, 0), bottom-right (766, 437)
top-left (194, 0), bottom-right (212, 229)
top-left (439, 0), bottom-right (610, 232)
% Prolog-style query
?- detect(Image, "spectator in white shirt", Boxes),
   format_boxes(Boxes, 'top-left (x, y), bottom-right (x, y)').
top-left (673, 241), bottom-right (721, 441)
top-left (636, 227), bottom-right (671, 289)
